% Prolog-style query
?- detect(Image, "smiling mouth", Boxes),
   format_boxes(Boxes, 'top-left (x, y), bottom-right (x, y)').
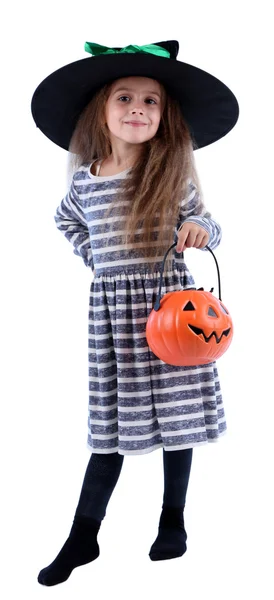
top-left (125, 121), bottom-right (147, 126)
top-left (188, 324), bottom-right (231, 344)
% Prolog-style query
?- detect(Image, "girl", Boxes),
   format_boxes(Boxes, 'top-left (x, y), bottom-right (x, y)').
top-left (31, 40), bottom-right (239, 586)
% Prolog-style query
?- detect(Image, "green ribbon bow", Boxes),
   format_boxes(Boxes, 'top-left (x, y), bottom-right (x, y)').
top-left (84, 42), bottom-right (170, 59)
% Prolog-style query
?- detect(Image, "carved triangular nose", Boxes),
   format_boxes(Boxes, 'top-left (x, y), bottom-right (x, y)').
top-left (183, 301), bottom-right (195, 311)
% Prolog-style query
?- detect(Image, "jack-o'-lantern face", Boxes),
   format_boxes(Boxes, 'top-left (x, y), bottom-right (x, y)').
top-left (183, 298), bottom-right (231, 344)
top-left (146, 289), bottom-right (233, 366)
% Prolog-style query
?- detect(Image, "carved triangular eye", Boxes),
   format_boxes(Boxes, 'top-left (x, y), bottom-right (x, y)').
top-left (208, 307), bottom-right (218, 317)
top-left (183, 301), bottom-right (195, 311)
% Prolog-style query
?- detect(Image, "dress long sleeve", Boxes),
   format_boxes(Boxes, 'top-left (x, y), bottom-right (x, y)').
top-left (54, 178), bottom-right (94, 269)
top-left (176, 180), bottom-right (222, 251)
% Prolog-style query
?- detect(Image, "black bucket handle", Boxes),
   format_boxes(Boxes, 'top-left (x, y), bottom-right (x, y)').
top-left (153, 243), bottom-right (222, 311)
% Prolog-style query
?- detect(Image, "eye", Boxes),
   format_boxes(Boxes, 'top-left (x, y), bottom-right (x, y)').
top-left (183, 301), bottom-right (195, 311)
top-left (145, 98), bottom-right (157, 104)
top-left (208, 307), bottom-right (218, 317)
top-left (118, 95), bottom-right (130, 102)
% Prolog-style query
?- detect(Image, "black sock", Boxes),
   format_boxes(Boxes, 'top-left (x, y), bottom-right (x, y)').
top-left (162, 447), bottom-right (193, 507)
top-left (38, 452), bottom-right (124, 586)
top-left (149, 448), bottom-right (193, 561)
top-left (74, 451), bottom-right (124, 521)
top-left (38, 515), bottom-right (101, 586)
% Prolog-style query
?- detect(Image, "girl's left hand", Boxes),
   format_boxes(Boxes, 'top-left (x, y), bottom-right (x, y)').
top-left (176, 222), bottom-right (210, 252)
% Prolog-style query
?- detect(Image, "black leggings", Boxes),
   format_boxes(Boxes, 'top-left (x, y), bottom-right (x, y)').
top-left (74, 448), bottom-right (193, 522)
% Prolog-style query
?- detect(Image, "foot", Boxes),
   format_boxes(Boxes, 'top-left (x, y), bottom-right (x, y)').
top-left (149, 505), bottom-right (187, 561)
top-left (38, 515), bottom-right (101, 586)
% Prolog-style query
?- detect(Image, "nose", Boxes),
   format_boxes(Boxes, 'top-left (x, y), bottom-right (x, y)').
top-left (130, 104), bottom-right (144, 115)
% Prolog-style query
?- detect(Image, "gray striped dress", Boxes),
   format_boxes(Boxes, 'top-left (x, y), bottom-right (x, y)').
top-left (54, 162), bottom-right (227, 456)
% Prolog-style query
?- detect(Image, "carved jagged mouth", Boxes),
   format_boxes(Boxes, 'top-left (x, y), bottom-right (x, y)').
top-left (188, 325), bottom-right (231, 344)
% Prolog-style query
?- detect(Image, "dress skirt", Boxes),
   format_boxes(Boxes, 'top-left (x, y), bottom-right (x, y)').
top-left (87, 265), bottom-right (227, 456)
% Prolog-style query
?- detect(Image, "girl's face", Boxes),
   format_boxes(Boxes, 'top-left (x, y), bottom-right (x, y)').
top-left (105, 77), bottom-right (163, 147)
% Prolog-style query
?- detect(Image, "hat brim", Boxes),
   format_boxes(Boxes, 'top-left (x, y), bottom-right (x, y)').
top-left (31, 53), bottom-right (239, 151)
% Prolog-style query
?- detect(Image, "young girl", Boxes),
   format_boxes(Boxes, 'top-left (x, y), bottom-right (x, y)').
top-left (31, 40), bottom-right (239, 586)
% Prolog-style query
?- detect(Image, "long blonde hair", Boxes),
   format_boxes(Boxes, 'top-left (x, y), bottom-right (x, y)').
top-left (68, 79), bottom-right (204, 271)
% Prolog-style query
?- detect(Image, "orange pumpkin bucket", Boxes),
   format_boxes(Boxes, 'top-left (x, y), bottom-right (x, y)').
top-left (146, 242), bottom-right (233, 366)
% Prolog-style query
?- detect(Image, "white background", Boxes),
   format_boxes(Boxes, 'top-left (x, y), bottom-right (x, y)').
top-left (1, 0), bottom-right (273, 597)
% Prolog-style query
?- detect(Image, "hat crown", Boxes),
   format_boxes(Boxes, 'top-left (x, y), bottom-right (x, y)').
top-left (154, 40), bottom-right (179, 59)
top-left (109, 40), bottom-right (179, 59)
